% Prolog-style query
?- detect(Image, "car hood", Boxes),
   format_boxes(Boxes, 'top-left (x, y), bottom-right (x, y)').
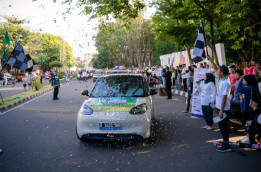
top-left (83, 97), bottom-right (146, 112)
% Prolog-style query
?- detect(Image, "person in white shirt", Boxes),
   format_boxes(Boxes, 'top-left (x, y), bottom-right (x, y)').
top-left (198, 73), bottom-right (216, 130)
top-left (181, 64), bottom-right (187, 91)
top-left (22, 75), bottom-right (28, 92)
top-left (157, 66), bottom-right (163, 85)
top-left (207, 56), bottom-right (232, 153)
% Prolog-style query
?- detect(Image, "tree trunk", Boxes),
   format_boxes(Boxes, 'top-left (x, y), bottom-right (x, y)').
top-left (184, 45), bottom-right (193, 65)
top-left (209, 20), bottom-right (219, 66)
top-left (251, 43), bottom-right (257, 60)
top-left (237, 49), bottom-right (247, 66)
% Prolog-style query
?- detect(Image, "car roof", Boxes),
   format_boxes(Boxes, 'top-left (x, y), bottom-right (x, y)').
top-left (106, 70), bottom-right (131, 72)
top-left (102, 73), bottom-right (143, 78)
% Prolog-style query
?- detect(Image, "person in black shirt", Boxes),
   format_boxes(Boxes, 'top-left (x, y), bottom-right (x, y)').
top-left (163, 66), bottom-right (172, 99)
top-left (182, 69), bottom-right (194, 113)
top-left (52, 71), bottom-right (60, 100)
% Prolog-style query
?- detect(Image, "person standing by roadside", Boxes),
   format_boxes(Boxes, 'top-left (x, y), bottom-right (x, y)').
top-left (233, 69), bottom-right (244, 103)
top-left (207, 56), bottom-right (232, 152)
top-left (197, 73), bottom-right (216, 130)
top-left (157, 66), bottom-right (163, 85)
top-left (40, 72), bottom-right (43, 84)
top-left (52, 71), bottom-right (60, 100)
top-left (0, 72), bottom-right (3, 87)
top-left (251, 60), bottom-right (257, 75)
top-left (162, 67), bottom-right (166, 88)
top-left (27, 74), bottom-right (33, 90)
top-left (255, 61), bottom-right (261, 78)
top-left (182, 69), bottom-right (194, 113)
top-left (66, 71), bottom-right (70, 83)
top-left (163, 66), bottom-right (172, 100)
top-left (3, 74), bottom-right (7, 86)
top-left (181, 64), bottom-right (187, 92)
top-left (229, 65), bottom-right (237, 95)
top-left (238, 75), bottom-right (258, 126)
top-left (244, 61), bottom-right (254, 75)
top-left (22, 74), bottom-right (28, 92)
top-left (172, 68), bottom-right (176, 89)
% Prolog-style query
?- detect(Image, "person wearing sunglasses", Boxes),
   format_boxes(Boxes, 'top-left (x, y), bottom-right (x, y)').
top-left (244, 61), bottom-right (255, 75)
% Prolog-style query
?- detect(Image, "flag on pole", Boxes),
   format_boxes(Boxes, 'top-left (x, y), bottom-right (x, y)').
top-left (26, 54), bottom-right (38, 72)
top-left (40, 55), bottom-right (44, 63)
top-left (3, 31), bottom-right (10, 45)
top-left (6, 42), bottom-right (37, 71)
top-left (192, 21), bottom-right (207, 63)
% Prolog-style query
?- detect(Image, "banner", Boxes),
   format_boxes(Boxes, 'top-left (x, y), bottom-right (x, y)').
top-left (191, 68), bottom-right (210, 118)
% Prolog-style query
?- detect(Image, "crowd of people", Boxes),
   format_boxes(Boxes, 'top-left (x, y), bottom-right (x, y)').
top-left (141, 57), bottom-right (261, 152)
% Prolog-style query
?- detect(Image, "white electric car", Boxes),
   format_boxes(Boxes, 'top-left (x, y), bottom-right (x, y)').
top-left (76, 73), bottom-right (157, 141)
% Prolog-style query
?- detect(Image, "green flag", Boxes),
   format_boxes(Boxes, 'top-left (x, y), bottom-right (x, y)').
top-left (2, 47), bottom-right (7, 62)
top-left (40, 55), bottom-right (44, 63)
top-left (3, 31), bottom-right (10, 45)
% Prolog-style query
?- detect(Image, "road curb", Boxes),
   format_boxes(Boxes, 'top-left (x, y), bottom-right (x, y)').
top-left (172, 89), bottom-right (188, 98)
top-left (0, 87), bottom-right (53, 112)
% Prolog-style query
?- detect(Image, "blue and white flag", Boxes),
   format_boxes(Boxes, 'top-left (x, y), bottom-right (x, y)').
top-left (6, 42), bottom-right (37, 71)
top-left (192, 21), bottom-right (207, 63)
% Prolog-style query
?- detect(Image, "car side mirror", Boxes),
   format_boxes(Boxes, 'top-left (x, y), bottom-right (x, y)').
top-left (81, 90), bottom-right (89, 96)
top-left (150, 88), bottom-right (157, 95)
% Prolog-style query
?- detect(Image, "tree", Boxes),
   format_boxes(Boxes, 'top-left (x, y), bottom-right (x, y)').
top-left (93, 17), bottom-right (154, 68)
top-left (1, 20), bottom-right (75, 72)
top-left (217, 0), bottom-right (261, 61)
top-left (152, 0), bottom-right (198, 65)
top-left (49, 61), bottom-right (63, 68)
top-left (2, 16), bottom-right (26, 25)
top-left (0, 22), bottom-right (30, 71)
top-left (54, 0), bottom-right (145, 21)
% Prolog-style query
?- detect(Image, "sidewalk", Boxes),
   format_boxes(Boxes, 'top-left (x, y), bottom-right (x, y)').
top-left (0, 79), bottom-right (50, 99)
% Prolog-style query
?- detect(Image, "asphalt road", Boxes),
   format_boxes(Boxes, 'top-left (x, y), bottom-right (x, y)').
top-left (0, 79), bottom-right (260, 172)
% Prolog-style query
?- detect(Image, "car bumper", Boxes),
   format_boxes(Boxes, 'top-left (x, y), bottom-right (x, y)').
top-left (77, 111), bottom-right (151, 139)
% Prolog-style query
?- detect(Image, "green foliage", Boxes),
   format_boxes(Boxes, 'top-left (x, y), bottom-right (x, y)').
top-left (49, 61), bottom-right (63, 68)
top-left (151, 0), bottom-right (261, 64)
top-left (0, 19), bottom-right (75, 72)
top-left (216, 0), bottom-right (261, 60)
top-left (92, 17), bottom-right (154, 68)
top-left (2, 16), bottom-right (26, 25)
top-left (153, 36), bottom-right (178, 65)
top-left (31, 81), bottom-right (42, 91)
top-left (54, 0), bottom-right (145, 21)
top-left (58, 72), bottom-right (65, 79)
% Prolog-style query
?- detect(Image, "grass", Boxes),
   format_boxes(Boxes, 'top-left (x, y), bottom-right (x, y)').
top-left (0, 85), bottom-right (53, 109)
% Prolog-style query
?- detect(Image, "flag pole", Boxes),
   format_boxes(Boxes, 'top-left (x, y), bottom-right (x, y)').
top-left (201, 20), bottom-right (209, 57)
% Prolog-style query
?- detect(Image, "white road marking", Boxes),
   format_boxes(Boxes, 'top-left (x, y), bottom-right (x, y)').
top-left (0, 90), bottom-right (53, 116)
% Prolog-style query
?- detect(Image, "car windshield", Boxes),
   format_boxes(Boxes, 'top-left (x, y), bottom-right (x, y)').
top-left (90, 76), bottom-right (144, 97)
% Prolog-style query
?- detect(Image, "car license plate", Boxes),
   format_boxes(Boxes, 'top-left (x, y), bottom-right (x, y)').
top-left (99, 123), bottom-right (122, 130)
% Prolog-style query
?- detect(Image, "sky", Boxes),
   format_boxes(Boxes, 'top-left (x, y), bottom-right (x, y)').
top-left (0, 0), bottom-right (155, 58)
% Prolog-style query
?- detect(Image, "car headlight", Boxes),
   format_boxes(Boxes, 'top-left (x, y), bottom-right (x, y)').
top-left (129, 103), bottom-right (147, 115)
top-left (81, 104), bottom-right (93, 115)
